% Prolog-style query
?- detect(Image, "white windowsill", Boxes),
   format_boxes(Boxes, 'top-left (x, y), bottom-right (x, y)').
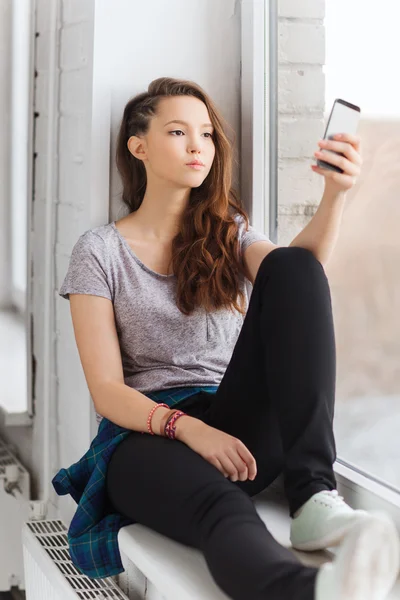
top-left (334, 460), bottom-right (400, 529)
top-left (118, 479), bottom-right (400, 599)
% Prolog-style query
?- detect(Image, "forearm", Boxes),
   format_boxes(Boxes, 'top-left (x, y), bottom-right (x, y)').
top-left (94, 381), bottom-right (202, 438)
top-left (288, 190), bottom-right (346, 267)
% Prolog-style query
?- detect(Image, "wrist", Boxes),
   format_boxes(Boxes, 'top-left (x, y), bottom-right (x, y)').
top-left (150, 406), bottom-right (171, 436)
top-left (174, 414), bottom-right (206, 442)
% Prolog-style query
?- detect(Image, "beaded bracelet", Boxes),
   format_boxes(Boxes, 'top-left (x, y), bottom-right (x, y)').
top-left (143, 403), bottom-right (169, 435)
top-left (164, 410), bottom-right (186, 440)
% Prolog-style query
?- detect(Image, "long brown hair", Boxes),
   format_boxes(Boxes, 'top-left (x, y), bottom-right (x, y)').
top-left (115, 77), bottom-right (251, 317)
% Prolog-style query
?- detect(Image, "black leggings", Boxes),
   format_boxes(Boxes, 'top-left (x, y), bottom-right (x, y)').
top-left (106, 247), bottom-right (338, 600)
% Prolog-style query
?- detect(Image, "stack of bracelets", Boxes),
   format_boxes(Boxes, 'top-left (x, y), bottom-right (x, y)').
top-left (142, 402), bottom-right (187, 440)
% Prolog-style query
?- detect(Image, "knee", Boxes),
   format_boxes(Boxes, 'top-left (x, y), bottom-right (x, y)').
top-left (195, 481), bottom-right (259, 527)
top-left (259, 246), bottom-right (325, 277)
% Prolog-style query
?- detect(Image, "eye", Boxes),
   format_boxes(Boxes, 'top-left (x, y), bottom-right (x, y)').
top-left (169, 130), bottom-right (214, 138)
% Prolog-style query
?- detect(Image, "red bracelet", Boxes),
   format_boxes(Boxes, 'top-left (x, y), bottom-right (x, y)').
top-left (164, 410), bottom-right (187, 440)
top-left (143, 403), bottom-right (169, 435)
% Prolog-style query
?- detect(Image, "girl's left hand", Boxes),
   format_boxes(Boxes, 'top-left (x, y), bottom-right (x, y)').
top-left (312, 133), bottom-right (363, 195)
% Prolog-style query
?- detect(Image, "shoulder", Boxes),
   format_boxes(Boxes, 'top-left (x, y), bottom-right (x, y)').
top-left (60, 224), bottom-right (115, 301)
top-left (73, 223), bottom-right (114, 254)
top-left (83, 223), bottom-right (114, 244)
top-left (65, 225), bottom-right (117, 276)
top-left (230, 211), bottom-right (272, 254)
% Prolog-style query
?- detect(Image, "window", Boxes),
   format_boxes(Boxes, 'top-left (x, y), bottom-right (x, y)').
top-left (324, 0), bottom-right (400, 493)
top-left (0, 0), bottom-right (34, 419)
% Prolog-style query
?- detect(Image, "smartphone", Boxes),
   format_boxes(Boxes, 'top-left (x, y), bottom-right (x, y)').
top-left (317, 98), bottom-right (361, 174)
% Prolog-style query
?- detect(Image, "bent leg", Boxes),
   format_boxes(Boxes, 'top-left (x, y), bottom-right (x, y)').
top-left (208, 247), bottom-right (337, 515)
top-left (106, 431), bottom-right (318, 600)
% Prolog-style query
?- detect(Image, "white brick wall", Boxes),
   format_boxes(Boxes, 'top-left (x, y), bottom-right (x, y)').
top-left (55, 0), bottom-right (96, 520)
top-left (278, 0), bottom-right (325, 19)
top-left (277, 0), bottom-right (326, 243)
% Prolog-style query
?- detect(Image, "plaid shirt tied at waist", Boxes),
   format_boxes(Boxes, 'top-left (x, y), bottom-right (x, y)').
top-left (52, 385), bottom-right (218, 579)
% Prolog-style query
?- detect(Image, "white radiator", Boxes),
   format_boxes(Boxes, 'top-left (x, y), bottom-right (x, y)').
top-left (0, 437), bottom-right (30, 591)
top-left (22, 519), bottom-right (130, 599)
top-left (22, 520), bottom-right (128, 600)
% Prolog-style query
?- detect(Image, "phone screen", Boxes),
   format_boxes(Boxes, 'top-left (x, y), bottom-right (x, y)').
top-left (317, 99), bottom-right (361, 173)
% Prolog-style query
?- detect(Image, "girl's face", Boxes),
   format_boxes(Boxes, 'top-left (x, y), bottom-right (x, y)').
top-left (129, 95), bottom-right (216, 187)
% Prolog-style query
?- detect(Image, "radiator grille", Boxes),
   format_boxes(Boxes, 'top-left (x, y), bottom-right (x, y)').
top-left (25, 520), bottom-right (129, 599)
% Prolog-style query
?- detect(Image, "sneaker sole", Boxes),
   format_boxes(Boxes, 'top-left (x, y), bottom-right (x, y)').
top-left (334, 511), bottom-right (400, 600)
top-left (291, 515), bottom-right (369, 551)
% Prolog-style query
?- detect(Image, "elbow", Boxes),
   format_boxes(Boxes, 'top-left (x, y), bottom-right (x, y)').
top-left (91, 379), bottom-right (126, 415)
top-left (90, 381), bottom-right (113, 415)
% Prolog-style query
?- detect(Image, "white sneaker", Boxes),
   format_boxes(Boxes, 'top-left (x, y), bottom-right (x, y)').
top-left (291, 489), bottom-right (370, 551)
top-left (314, 510), bottom-right (400, 600)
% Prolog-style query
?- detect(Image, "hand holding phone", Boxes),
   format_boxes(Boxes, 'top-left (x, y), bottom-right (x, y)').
top-left (317, 99), bottom-right (361, 174)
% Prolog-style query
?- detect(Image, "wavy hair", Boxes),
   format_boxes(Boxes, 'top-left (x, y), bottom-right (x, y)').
top-left (115, 77), bottom-right (252, 316)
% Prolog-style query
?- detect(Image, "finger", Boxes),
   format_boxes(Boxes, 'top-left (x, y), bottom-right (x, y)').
top-left (213, 457), bottom-right (229, 479)
top-left (311, 165), bottom-right (335, 176)
top-left (318, 140), bottom-right (362, 166)
top-left (218, 455), bottom-right (241, 482)
top-left (226, 447), bottom-right (249, 482)
top-left (315, 150), bottom-right (359, 176)
top-left (311, 164), bottom-right (356, 187)
top-left (208, 456), bottom-right (230, 479)
top-left (311, 164), bottom-right (347, 179)
top-left (236, 446), bottom-right (257, 480)
top-left (332, 132), bottom-right (361, 151)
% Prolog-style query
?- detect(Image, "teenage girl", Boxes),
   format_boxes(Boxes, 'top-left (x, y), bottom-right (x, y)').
top-left (54, 77), bottom-right (400, 600)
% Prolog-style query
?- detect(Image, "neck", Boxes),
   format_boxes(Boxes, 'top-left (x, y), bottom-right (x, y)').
top-left (131, 184), bottom-right (191, 241)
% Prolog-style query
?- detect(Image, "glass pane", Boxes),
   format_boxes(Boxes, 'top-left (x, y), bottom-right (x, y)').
top-left (325, 0), bottom-right (400, 491)
top-left (0, 0), bottom-right (31, 415)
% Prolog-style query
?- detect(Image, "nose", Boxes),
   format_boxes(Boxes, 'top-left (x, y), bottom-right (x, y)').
top-left (190, 144), bottom-right (202, 153)
top-left (188, 137), bottom-right (205, 153)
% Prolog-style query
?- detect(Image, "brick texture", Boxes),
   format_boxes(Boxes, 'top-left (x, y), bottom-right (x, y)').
top-left (277, 1), bottom-right (326, 243)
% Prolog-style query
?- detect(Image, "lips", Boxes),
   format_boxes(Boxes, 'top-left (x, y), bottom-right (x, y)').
top-left (186, 161), bottom-right (205, 166)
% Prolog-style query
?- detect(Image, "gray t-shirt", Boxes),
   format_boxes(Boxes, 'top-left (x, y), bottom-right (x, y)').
top-left (59, 213), bottom-right (270, 394)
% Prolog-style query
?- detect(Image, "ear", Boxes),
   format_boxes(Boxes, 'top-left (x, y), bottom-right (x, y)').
top-left (127, 135), bottom-right (147, 161)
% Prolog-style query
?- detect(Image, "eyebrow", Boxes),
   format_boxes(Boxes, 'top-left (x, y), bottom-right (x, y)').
top-left (164, 119), bottom-right (214, 129)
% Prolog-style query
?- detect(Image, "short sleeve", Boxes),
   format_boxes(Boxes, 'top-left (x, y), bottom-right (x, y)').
top-left (234, 213), bottom-right (271, 255)
top-left (59, 231), bottom-right (113, 301)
